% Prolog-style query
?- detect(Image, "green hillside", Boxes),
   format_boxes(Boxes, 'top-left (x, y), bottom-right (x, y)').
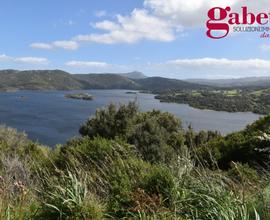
top-left (74, 73), bottom-right (140, 89)
top-left (0, 69), bottom-right (84, 91)
top-left (0, 69), bottom-right (202, 92)
top-left (135, 77), bottom-right (207, 92)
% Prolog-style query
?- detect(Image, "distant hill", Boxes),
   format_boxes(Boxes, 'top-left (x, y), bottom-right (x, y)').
top-left (120, 71), bottom-right (147, 79)
top-left (0, 69), bottom-right (206, 92)
top-left (0, 69), bottom-right (84, 91)
top-left (187, 77), bottom-right (270, 88)
top-left (136, 77), bottom-right (206, 92)
top-left (74, 74), bottom-right (140, 89)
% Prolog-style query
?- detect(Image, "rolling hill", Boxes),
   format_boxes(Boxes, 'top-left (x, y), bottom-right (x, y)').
top-left (0, 69), bottom-right (203, 92)
top-left (187, 77), bottom-right (270, 88)
top-left (74, 74), bottom-right (140, 89)
top-left (135, 77), bottom-right (207, 92)
top-left (0, 70), bottom-right (84, 91)
top-left (120, 71), bottom-right (147, 79)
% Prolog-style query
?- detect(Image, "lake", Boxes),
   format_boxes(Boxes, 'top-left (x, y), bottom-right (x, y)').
top-left (0, 90), bottom-right (262, 146)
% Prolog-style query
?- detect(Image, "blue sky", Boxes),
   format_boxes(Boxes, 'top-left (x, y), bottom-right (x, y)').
top-left (1, 0), bottom-right (270, 79)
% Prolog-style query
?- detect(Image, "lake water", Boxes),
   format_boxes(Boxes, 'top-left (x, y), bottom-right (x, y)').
top-left (0, 90), bottom-right (262, 146)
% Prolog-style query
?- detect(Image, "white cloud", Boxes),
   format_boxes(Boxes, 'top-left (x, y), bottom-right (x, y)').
top-left (144, 0), bottom-right (270, 27)
top-left (165, 58), bottom-right (270, 69)
top-left (63, 58), bottom-right (270, 78)
top-left (31, 41), bottom-right (79, 51)
top-left (0, 54), bottom-right (13, 61)
top-left (74, 0), bottom-right (270, 46)
top-left (93, 20), bottom-right (121, 31)
top-left (65, 60), bottom-right (130, 73)
top-left (84, 0), bottom-right (270, 45)
top-left (30, 0), bottom-right (270, 47)
top-left (30, 43), bottom-right (53, 50)
top-left (14, 57), bottom-right (49, 64)
top-left (66, 61), bottom-right (109, 68)
top-left (144, 0), bottom-right (230, 27)
top-left (0, 54), bottom-right (49, 65)
top-left (62, 57), bottom-right (270, 78)
top-left (75, 9), bottom-right (174, 44)
top-left (145, 58), bottom-right (270, 78)
top-left (52, 41), bottom-right (79, 50)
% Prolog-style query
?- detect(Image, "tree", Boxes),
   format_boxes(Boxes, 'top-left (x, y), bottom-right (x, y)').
top-left (127, 110), bottom-right (184, 163)
top-left (79, 102), bottom-right (138, 139)
top-left (80, 102), bottom-right (185, 164)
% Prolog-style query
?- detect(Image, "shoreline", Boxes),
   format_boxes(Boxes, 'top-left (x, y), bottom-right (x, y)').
top-left (0, 88), bottom-right (265, 115)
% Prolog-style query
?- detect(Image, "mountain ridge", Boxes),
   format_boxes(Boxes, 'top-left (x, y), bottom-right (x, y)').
top-left (3, 69), bottom-right (270, 92)
top-left (187, 76), bottom-right (270, 88)
top-left (0, 69), bottom-right (201, 92)
top-left (120, 71), bottom-right (147, 79)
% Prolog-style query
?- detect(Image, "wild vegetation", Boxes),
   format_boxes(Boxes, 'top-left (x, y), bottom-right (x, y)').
top-left (156, 88), bottom-right (270, 114)
top-left (0, 102), bottom-right (270, 219)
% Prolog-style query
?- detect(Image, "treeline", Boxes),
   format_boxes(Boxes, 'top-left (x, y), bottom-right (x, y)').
top-left (0, 102), bottom-right (270, 219)
top-left (156, 89), bottom-right (270, 114)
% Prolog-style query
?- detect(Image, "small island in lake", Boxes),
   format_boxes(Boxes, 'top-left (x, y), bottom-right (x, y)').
top-left (125, 91), bottom-right (137, 94)
top-left (65, 93), bottom-right (94, 101)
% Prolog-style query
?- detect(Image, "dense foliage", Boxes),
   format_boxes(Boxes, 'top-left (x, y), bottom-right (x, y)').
top-left (156, 88), bottom-right (270, 114)
top-left (0, 102), bottom-right (270, 219)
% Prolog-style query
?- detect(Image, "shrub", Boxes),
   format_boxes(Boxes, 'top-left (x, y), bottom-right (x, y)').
top-left (79, 102), bottom-right (139, 139)
top-left (127, 110), bottom-right (184, 164)
top-left (196, 129), bottom-right (270, 170)
top-left (79, 102), bottom-right (185, 164)
top-left (105, 157), bottom-right (176, 218)
top-left (128, 118), bottom-right (174, 164)
top-left (54, 137), bottom-right (134, 170)
top-left (106, 158), bottom-right (151, 217)
top-left (141, 166), bottom-right (175, 207)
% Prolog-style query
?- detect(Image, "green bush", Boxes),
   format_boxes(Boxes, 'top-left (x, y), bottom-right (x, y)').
top-left (141, 166), bottom-right (175, 207)
top-left (79, 102), bottom-right (138, 139)
top-left (105, 157), bottom-right (176, 218)
top-left (79, 102), bottom-right (185, 164)
top-left (128, 118), bottom-right (174, 164)
top-left (196, 129), bottom-right (270, 169)
top-left (54, 137), bottom-right (134, 170)
top-left (106, 158), bottom-right (151, 217)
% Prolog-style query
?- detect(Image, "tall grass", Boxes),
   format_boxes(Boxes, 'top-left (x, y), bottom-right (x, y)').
top-left (0, 125), bottom-right (269, 219)
top-left (35, 170), bottom-right (105, 220)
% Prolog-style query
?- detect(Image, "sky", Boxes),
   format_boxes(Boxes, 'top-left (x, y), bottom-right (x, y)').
top-left (1, 0), bottom-right (270, 79)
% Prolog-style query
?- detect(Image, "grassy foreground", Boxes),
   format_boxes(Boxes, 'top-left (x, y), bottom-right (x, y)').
top-left (0, 102), bottom-right (270, 219)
